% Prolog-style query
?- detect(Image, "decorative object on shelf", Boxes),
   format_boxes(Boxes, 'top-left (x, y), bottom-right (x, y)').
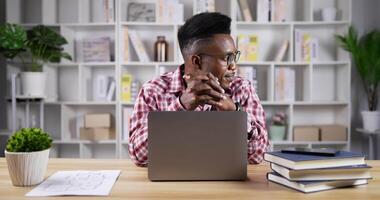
top-left (293, 126), bottom-right (319, 141)
top-left (195, 0), bottom-right (215, 14)
top-left (76, 37), bottom-right (112, 62)
top-left (154, 36), bottom-right (169, 62)
top-left (5, 128), bottom-right (52, 186)
top-left (336, 26), bottom-right (380, 131)
top-left (237, 34), bottom-right (258, 61)
top-left (0, 23), bottom-right (72, 97)
top-left (269, 112), bottom-right (287, 141)
top-left (127, 2), bottom-right (156, 22)
top-left (321, 7), bottom-right (337, 21)
top-left (81, 113), bottom-right (115, 141)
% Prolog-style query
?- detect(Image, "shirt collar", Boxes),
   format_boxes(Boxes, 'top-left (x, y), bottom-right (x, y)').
top-left (167, 64), bottom-right (186, 94)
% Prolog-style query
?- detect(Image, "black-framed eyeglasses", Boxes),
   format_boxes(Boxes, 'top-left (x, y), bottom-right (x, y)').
top-left (198, 50), bottom-right (241, 66)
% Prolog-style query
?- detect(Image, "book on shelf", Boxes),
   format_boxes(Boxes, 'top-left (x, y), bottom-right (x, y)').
top-left (91, 0), bottom-right (114, 23)
top-left (295, 29), bottom-right (319, 62)
top-left (123, 27), bottom-right (129, 62)
top-left (238, 34), bottom-right (258, 61)
top-left (76, 37), bottom-right (111, 62)
top-left (274, 67), bottom-right (295, 101)
top-left (106, 80), bottom-right (116, 102)
top-left (274, 40), bottom-right (289, 61)
top-left (237, 67), bottom-right (258, 92)
top-left (121, 73), bottom-right (133, 103)
top-left (157, 0), bottom-right (184, 24)
top-left (270, 163), bottom-right (372, 181)
top-left (267, 172), bottom-right (369, 194)
top-left (264, 151), bottom-right (366, 170)
top-left (195, 0), bottom-right (215, 14)
top-left (271, 0), bottom-right (286, 22)
top-left (128, 30), bottom-right (150, 62)
top-left (256, 0), bottom-right (270, 22)
top-left (238, 0), bottom-right (253, 22)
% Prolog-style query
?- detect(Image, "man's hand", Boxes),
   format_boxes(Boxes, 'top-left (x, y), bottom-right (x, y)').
top-left (180, 71), bottom-right (236, 111)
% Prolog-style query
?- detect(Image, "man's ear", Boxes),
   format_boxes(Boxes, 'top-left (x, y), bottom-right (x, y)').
top-left (190, 55), bottom-right (202, 71)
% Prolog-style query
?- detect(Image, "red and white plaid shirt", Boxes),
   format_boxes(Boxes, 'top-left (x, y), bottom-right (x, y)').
top-left (129, 65), bottom-right (269, 167)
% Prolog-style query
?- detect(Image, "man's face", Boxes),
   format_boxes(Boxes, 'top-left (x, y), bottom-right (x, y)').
top-left (197, 34), bottom-right (238, 90)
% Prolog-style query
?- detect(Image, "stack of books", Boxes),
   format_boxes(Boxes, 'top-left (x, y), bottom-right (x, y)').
top-left (264, 151), bottom-right (372, 193)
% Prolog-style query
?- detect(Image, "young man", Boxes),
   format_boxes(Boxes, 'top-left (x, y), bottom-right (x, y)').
top-left (129, 12), bottom-right (269, 167)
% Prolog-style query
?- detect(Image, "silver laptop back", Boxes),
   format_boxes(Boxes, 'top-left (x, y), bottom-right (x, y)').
top-left (148, 111), bottom-right (247, 181)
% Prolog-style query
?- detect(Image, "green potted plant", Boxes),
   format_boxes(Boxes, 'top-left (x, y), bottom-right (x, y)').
top-left (5, 128), bottom-right (53, 186)
top-left (0, 23), bottom-right (72, 97)
top-left (336, 27), bottom-right (380, 131)
top-left (269, 112), bottom-right (287, 141)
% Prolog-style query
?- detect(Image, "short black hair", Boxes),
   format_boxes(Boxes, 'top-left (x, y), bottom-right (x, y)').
top-left (177, 12), bottom-right (231, 54)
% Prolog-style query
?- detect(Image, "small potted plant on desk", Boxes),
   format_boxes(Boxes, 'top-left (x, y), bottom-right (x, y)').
top-left (269, 112), bottom-right (287, 141)
top-left (5, 128), bottom-right (53, 186)
top-left (0, 23), bottom-right (72, 97)
top-left (336, 27), bottom-right (380, 131)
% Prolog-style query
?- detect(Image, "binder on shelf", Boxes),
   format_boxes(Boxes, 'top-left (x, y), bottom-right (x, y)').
top-left (128, 30), bottom-right (150, 62)
top-left (295, 29), bottom-right (319, 62)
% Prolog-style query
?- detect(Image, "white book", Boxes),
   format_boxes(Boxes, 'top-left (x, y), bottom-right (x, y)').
top-left (106, 0), bottom-right (114, 22)
top-left (128, 30), bottom-right (150, 62)
top-left (294, 29), bottom-right (303, 61)
top-left (274, 40), bottom-right (289, 61)
top-left (275, 67), bottom-right (295, 101)
top-left (106, 80), bottom-right (116, 102)
top-left (93, 75), bottom-right (109, 101)
top-left (257, 0), bottom-right (270, 22)
top-left (123, 108), bottom-right (134, 141)
top-left (311, 38), bottom-right (319, 61)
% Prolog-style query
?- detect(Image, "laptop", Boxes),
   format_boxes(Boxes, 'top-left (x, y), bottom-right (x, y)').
top-left (148, 111), bottom-right (247, 181)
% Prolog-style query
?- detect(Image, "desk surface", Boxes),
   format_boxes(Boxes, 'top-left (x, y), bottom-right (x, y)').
top-left (0, 158), bottom-right (379, 200)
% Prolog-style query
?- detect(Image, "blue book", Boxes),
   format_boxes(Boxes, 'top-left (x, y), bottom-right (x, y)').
top-left (270, 163), bottom-right (372, 181)
top-left (267, 172), bottom-right (370, 193)
top-left (264, 151), bottom-right (366, 170)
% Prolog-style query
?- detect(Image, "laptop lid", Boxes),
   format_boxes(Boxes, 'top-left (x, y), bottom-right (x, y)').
top-left (148, 111), bottom-right (247, 181)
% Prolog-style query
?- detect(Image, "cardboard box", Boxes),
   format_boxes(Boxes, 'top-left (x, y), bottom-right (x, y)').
top-left (80, 128), bottom-right (115, 140)
top-left (84, 114), bottom-right (111, 128)
top-left (293, 126), bottom-right (319, 141)
top-left (319, 125), bottom-right (347, 141)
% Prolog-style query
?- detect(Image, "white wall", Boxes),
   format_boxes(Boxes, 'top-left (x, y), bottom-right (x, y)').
top-left (0, 0), bottom-right (6, 130)
top-left (351, 0), bottom-right (380, 158)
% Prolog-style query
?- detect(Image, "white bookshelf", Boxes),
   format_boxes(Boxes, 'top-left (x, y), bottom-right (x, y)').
top-left (5, 0), bottom-right (352, 157)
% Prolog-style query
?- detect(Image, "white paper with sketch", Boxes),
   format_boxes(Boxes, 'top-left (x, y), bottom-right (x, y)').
top-left (26, 170), bottom-right (121, 197)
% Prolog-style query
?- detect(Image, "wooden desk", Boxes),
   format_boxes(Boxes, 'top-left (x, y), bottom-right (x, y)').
top-left (0, 158), bottom-right (379, 199)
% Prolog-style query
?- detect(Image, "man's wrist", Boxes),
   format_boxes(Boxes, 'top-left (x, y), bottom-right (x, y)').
top-left (235, 102), bottom-right (243, 111)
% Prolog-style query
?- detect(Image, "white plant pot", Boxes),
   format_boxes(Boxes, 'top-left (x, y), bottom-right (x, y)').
top-left (20, 72), bottom-right (46, 97)
top-left (5, 149), bottom-right (50, 186)
top-left (361, 111), bottom-right (380, 132)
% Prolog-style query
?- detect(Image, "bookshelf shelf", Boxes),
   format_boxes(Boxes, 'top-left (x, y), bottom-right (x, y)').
top-left (5, 0), bottom-right (352, 158)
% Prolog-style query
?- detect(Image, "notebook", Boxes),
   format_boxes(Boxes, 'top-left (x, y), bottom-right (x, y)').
top-left (270, 163), bottom-right (372, 181)
top-left (264, 151), bottom-right (365, 170)
top-left (267, 172), bottom-right (369, 193)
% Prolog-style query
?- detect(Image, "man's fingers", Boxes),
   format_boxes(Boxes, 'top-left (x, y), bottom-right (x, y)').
top-left (193, 85), bottom-right (226, 100)
top-left (196, 95), bottom-right (222, 107)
